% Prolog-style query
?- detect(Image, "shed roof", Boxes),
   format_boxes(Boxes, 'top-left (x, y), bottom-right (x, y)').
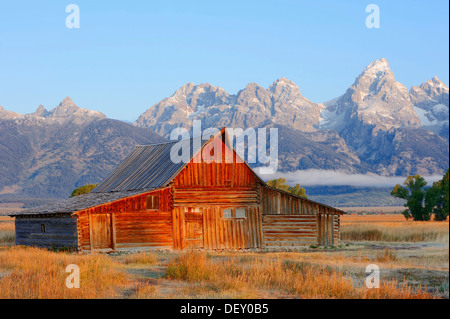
top-left (9, 188), bottom-right (157, 216)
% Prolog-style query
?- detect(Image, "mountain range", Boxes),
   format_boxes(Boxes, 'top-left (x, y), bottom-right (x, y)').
top-left (0, 58), bottom-right (448, 199)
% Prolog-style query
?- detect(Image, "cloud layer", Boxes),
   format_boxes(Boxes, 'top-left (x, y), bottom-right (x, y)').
top-left (255, 169), bottom-right (443, 187)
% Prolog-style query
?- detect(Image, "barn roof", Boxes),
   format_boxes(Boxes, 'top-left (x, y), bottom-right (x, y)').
top-left (91, 136), bottom-right (208, 193)
top-left (9, 188), bottom-right (157, 216)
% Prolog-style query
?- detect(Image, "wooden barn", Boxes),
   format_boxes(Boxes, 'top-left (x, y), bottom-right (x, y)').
top-left (10, 129), bottom-right (344, 251)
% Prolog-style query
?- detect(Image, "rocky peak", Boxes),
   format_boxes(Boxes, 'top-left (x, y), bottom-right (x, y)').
top-left (173, 82), bottom-right (196, 100)
top-left (410, 77), bottom-right (449, 109)
top-left (46, 97), bottom-right (105, 120)
top-left (420, 76), bottom-right (449, 99)
top-left (350, 58), bottom-right (409, 101)
top-left (320, 58), bottom-right (420, 133)
top-left (236, 83), bottom-right (272, 108)
top-left (49, 97), bottom-right (79, 117)
top-left (32, 105), bottom-right (49, 117)
top-left (0, 105), bottom-right (21, 119)
top-left (269, 78), bottom-right (302, 102)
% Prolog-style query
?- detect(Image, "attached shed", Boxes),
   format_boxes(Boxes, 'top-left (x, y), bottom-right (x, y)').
top-left (10, 129), bottom-right (344, 251)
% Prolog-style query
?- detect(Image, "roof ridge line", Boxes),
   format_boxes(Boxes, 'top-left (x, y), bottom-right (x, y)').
top-left (135, 135), bottom-right (204, 147)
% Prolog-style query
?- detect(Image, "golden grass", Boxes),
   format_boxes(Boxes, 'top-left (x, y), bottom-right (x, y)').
top-left (162, 251), bottom-right (432, 299)
top-left (0, 213), bottom-right (447, 299)
top-left (123, 251), bottom-right (157, 265)
top-left (0, 216), bottom-right (15, 231)
top-left (341, 221), bottom-right (449, 242)
top-left (342, 214), bottom-right (407, 223)
top-left (375, 248), bottom-right (398, 263)
top-left (0, 246), bottom-right (128, 298)
top-left (0, 230), bottom-right (15, 244)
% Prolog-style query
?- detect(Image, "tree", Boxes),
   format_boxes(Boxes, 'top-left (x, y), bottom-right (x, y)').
top-left (287, 184), bottom-right (307, 198)
top-left (266, 178), bottom-right (307, 199)
top-left (70, 184), bottom-right (98, 198)
top-left (441, 169), bottom-right (449, 220)
top-left (391, 175), bottom-right (429, 221)
top-left (266, 178), bottom-right (289, 191)
top-left (427, 169), bottom-right (449, 221)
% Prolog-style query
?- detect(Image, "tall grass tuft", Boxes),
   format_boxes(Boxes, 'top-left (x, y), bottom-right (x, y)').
top-left (0, 230), bottom-right (15, 243)
top-left (376, 248), bottom-right (397, 262)
top-left (123, 251), bottom-right (157, 265)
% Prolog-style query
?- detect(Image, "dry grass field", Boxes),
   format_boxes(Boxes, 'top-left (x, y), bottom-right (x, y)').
top-left (0, 216), bottom-right (15, 244)
top-left (0, 214), bottom-right (448, 299)
top-left (0, 203), bottom-right (23, 216)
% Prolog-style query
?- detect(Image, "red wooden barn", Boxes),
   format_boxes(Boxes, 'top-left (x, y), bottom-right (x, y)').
top-left (11, 129), bottom-right (344, 251)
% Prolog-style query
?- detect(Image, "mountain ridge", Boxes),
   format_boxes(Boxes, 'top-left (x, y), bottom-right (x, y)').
top-left (0, 58), bottom-right (448, 198)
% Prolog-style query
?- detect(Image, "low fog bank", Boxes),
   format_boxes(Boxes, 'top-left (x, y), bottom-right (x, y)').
top-left (256, 169), bottom-right (443, 188)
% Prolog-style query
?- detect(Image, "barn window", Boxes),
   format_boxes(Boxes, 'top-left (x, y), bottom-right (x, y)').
top-left (40, 224), bottom-right (46, 233)
top-left (146, 195), bottom-right (159, 210)
top-left (235, 208), bottom-right (246, 218)
top-left (222, 209), bottom-right (232, 218)
top-left (222, 208), bottom-right (246, 219)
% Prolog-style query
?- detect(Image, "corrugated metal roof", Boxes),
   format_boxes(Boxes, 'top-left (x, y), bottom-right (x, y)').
top-left (92, 136), bottom-right (208, 193)
top-left (9, 189), bottom-right (157, 216)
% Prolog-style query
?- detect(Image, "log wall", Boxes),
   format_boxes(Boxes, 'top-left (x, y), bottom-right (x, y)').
top-left (262, 214), bottom-right (318, 247)
top-left (15, 215), bottom-right (77, 249)
top-left (261, 186), bottom-right (342, 247)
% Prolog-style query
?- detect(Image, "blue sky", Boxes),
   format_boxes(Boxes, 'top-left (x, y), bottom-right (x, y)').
top-left (0, 0), bottom-right (448, 122)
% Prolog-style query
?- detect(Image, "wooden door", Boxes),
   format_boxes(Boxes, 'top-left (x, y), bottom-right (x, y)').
top-left (318, 214), bottom-right (334, 246)
top-left (327, 214), bottom-right (334, 246)
top-left (184, 209), bottom-right (203, 249)
top-left (91, 214), bottom-right (112, 249)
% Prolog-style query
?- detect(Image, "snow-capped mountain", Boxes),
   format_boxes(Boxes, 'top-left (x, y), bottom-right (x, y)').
top-left (134, 58), bottom-right (449, 176)
top-left (410, 76), bottom-right (449, 138)
top-left (134, 78), bottom-right (322, 136)
top-left (0, 97), bottom-right (106, 124)
top-left (318, 58), bottom-right (420, 133)
top-left (0, 58), bottom-right (448, 199)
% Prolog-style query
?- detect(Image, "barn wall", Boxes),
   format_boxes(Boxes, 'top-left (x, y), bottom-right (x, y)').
top-left (114, 211), bottom-right (173, 249)
top-left (171, 137), bottom-right (262, 250)
top-left (261, 186), bottom-right (319, 215)
top-left (262, 214), bottom-right (318, 247)
top-left (15, 215), bottom-right (77, 249)
top-left (172, 206), bottom-right (263, 250)
top-left (173, 187), bottom-right (259, 206)
top-left (334, 215), bottom-right (340, 244)
top-left (173, 135), bottom-right (259, 189)
top-left (260, 186), bottom-right (342, 247)
top-left (76, 188), bottom-right (173, 251)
